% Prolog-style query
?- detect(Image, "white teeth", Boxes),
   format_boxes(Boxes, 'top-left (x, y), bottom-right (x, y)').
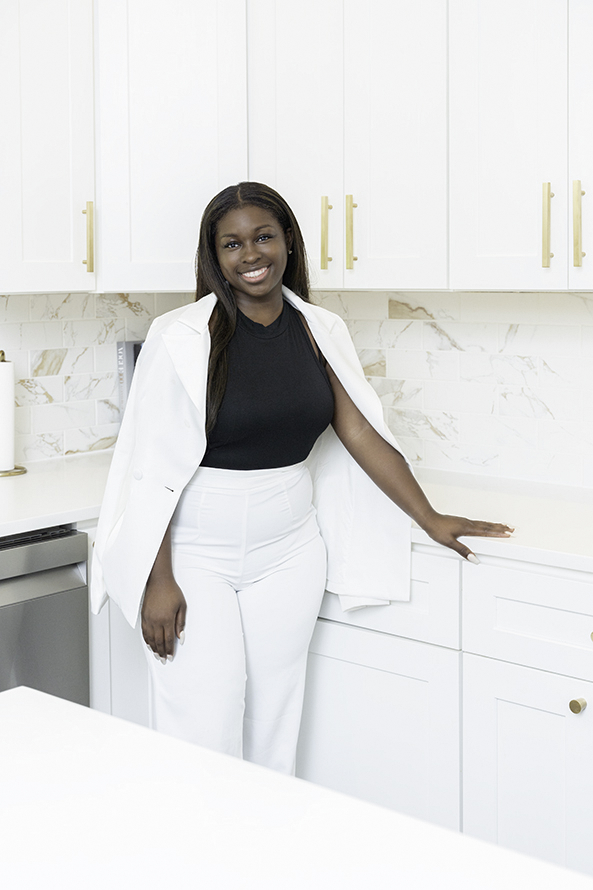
top-left (242, 267), bottom-right (268, 279)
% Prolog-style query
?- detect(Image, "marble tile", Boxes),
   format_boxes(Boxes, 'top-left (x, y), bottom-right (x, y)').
top-left (63, 319), bottom-right (125, 347)
top-left (312, 291), bottom-right (389, 319)
top-left (16, 432), bottom-right (63, 462)
top-left (459, 292), bottom-right (539, 324)
top-left (582, 327), bottom-right (593, 355)
top-left (498, 386), bottom-right (581, 422)
top-left (64, 424), bottom-right (119, 455)
top-left (498, 447), bottom-right (583, 487)
top-left (423, 322), bottom-right (498, 353)
top-left (348, 319), bottom-right (421, 350)
top-left (0, 294), bottom-right (29, 323)
top-left (387, 349), bottom-right (460, 381)
top-left (1, 324), bottom-right (25, 352)
top-left (537, 420), bottom-right (593, 455)
top-left (15, 377), bottom-right (63, 407)
top-left (97, 398), bottom-right (122, 424)
top-left (386, 408), bottom-right (458, 443)
top-left (31, 347), bottom-right (93, 377)
top-left (394, 436), bottom-right (424, 464)
top-left (357, 348), bottom-right (386, 377)
top-left (538, 356), bottom-right (583, 389)
top-left (155, 293), bottom-right (195, 316)
top-left (498, 324), bottom-right (580, 356)
top-left (64, 373), bottom-right (117, 402)
top-left (29, 293), bottom-right (94, 320)
top-left (388, 292), bottom-right (460, 322)
top-left (31, 401), bottom-right (95, 434)
top-left (460, 353), bottom-right (538, 386)
top-left (459, 415), bottom-right (537, 448)
top-left (125, 317), bottom-right (152, 341)
top-left (5, 350), bottom-right (29, 379)
top-left (15, 406), bottom-right (31, 435)
top-left (94, 344), bottom-right (118, 373)
top-left (423, 441), bottom-right (500, 475)
top-left (424, 380), bottom-right (497, 414)
top-left (369, 378), bottom-right (423, 408)
top-left (538, 291), bottom-right (593, 324)
top-left (96, 293), bottom-right (155, 318)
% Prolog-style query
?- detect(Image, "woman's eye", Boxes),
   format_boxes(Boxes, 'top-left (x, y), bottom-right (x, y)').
top-left (257, 234), bottom-right (272, 242)
top-left (224, 241), bottom-right (240, 249)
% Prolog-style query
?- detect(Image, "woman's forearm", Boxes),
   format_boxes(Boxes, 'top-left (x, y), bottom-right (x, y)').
top-left (147, 522), bottom-right (175, 583)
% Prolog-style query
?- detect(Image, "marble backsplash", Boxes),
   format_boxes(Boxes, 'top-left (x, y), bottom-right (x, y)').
top-left (1, 289), bottom-right (592, 488)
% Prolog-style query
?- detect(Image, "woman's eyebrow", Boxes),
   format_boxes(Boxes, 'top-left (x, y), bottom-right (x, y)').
top-left (219, 225), bottom-right (275, 239)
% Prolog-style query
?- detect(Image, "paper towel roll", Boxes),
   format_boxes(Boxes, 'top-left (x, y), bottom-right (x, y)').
top-left (0, 358), bottom-right (15, 471)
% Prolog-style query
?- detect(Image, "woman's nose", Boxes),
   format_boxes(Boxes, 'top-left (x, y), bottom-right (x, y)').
top-left (241, 241), bottom-right (261, 263)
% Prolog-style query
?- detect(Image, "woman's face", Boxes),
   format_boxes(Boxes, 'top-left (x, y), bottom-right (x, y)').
top-left (215, 205), bottom-right (292, 307)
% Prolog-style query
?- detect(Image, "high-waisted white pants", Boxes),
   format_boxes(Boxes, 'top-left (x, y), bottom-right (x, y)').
top-left (143, 462), bottom-right (327, 774)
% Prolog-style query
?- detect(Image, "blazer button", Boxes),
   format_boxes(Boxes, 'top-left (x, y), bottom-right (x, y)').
top-left (133, 468), bottom-right (143, 480)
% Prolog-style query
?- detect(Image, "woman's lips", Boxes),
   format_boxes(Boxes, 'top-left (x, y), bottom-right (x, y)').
top-left (240, 265), bottom-right (270, 283)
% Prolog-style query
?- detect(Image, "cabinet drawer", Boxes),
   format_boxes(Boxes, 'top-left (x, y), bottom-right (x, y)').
top-left (318, 548), bottom-right (460, 648)
top-left (463, 562), bottom-right (593, 680)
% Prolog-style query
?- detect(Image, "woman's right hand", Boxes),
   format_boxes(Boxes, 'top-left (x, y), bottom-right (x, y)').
top-left (141, 576), bottom-right (187, 663)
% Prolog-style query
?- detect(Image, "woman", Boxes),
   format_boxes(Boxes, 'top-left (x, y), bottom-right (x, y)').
top-left (91, 182), bottom-right (512, 774)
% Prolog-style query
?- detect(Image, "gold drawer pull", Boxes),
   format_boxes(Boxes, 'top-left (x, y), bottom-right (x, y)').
top-left (82, 201), bottom-right (94, 273)
top-left (573, 180), bottom-right (586, 266)
top-left (569, 698), bottom-right (587, 714)
top-left (542, 183), bottom-right (554, 267)
top-left (346, 194), bottom-right (358, 270)
top-left (320, 196), bottom-right (333, 269)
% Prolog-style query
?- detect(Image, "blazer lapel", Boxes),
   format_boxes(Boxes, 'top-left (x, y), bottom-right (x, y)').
top-left (161, 294), bottom-right (217, 415)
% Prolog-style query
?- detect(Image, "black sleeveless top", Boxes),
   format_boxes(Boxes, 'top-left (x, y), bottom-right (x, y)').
top-left (201, 301), bottom-right (335, 470)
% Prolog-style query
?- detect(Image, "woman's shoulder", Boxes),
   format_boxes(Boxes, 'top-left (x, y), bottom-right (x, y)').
top-left (145, 294), bottom-right (217, 342)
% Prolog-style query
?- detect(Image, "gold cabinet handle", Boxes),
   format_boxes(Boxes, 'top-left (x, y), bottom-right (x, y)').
top-left (82, 200), bottom-right (94, 273)
top-left (573, 180), bottom-right (586, 267)
top-left (569, 698), bottom-right (587, 714)
top-left (345, 194), bottom-right (358, 270)
top-left (542, 183), bottom-right (554, 267)
top-left (320, 196), bottom-right (333, 270)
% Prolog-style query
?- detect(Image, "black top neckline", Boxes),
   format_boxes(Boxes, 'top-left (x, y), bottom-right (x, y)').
top-left (236, 301), bottom-right (290, 339)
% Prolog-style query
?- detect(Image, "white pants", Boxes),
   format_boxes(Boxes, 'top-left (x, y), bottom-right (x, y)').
top-left (144, 462), bottom-right (327, 774)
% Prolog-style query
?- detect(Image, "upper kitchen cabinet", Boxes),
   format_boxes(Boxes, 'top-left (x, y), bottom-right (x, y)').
top-left (449, 0), bottom-right (570, 290)
top-left (568, 0), bottom-right (593, 289)
top-left (247, 0), bottom-right (448, 290)
top-left (94, 0), bottom-right (248, 292)
top-left (0, 0), bottom-right (95, 293)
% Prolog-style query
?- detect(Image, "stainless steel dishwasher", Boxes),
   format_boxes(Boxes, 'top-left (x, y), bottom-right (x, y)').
top-left (0, 525), bottom-right (89, 706)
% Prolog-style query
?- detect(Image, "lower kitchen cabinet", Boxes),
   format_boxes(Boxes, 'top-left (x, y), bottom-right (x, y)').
top-left (296, 619), bottom-right (461, 830)
top-left (463, 653), bottom-right (593, 875)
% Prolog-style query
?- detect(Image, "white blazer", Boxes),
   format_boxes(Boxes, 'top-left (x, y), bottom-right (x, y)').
top-left (90, 288), bottom-right (412, 628)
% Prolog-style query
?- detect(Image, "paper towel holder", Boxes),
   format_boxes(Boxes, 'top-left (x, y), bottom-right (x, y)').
top-left (0, 350), bottom-right (26, 477)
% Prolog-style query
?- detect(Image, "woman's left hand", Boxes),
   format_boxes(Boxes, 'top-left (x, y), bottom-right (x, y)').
top-left (422, 514), bottom-right (514, 563)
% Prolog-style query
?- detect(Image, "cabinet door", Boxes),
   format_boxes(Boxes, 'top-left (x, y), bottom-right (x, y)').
top-left (568, 0), bottom-right (593, 288)
top-left (343, 0), bottom-right (448, 288)
top-left (247, 0), bottom-right (344, 289)
top-left (0, 0), bottom-right (95, 293)
top-left (464, 654), bottom-right (593, 876)
top-left (296, 620), bottom-right (460, 830)
top-left (95, 0), bottom-right (248, 292)
top-left (449, 0), bottom-right (568, 289)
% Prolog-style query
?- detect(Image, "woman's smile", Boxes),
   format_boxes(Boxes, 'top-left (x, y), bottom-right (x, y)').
top-left (240, 264), bottom-right (271, 283)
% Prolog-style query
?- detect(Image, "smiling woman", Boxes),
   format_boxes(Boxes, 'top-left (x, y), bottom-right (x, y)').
top-left (91, 181), bottom-right (513, 775)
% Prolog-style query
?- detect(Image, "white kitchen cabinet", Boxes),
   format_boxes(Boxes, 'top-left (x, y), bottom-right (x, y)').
top-left (463, 654), bottom-right (593, 875)
top-left (568, 0), bottom-right (593, 288)
top-left (449, 0), bottom-right (569, 290)
top-left (296, 546), bottom-right (461, 829)
top-left (296, 620), bottom-right (461, 829)
top-left (94, 0), bottom-right (248, 292)
top-left (247, 0), bottom-right (448, 290)
top-left (0, 0), bottom-right (95, 293)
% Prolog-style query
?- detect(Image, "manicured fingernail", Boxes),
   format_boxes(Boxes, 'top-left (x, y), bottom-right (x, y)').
top-left (160, 656), bottom-right (167, 665)
top-left (467, 553), bottom-right (481, 565)
top-left (146, 643), bottom-right (152, 651)
top-left (179, 630), bottom-right (185, 646)
top-left (167, 654), bottom-right (173, 662)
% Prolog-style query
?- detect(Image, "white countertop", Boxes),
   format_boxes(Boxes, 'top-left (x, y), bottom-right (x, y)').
top-left (1, 452), bottom-right (592, 572)
top-left (1, 685), bottom-right (591, 889)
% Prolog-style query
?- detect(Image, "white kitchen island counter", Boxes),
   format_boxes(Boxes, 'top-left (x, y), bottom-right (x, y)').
top-left (1, 685), bottom-right (592, 890)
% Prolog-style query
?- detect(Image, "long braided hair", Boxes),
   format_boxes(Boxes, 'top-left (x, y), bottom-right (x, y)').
top-left (195, 182), bottom-right (311, 433)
